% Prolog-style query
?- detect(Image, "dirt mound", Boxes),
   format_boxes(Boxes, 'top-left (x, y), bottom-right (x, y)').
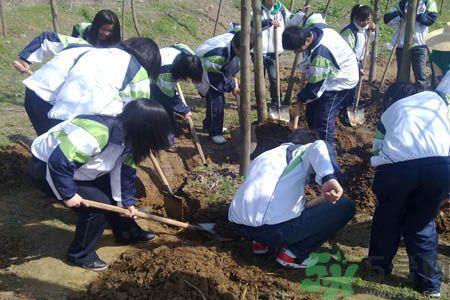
top-left (82, 242), bottom-right (314, 300)
top-left (0, 145), bottom-right (31, 189)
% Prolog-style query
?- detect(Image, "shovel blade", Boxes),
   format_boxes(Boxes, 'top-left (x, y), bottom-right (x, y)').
top-left (268, 105), bottom-right (290, 123)
top-left (347, 107), bottom-right (365, 126)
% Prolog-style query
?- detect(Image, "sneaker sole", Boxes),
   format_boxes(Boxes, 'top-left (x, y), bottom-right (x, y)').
top-left (276, 257), bottom-right (307, 269)
top-left (82, 264), bottom-right (108, 272)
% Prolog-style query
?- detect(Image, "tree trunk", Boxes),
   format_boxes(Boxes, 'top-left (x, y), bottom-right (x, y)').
top-left (289, 0), bottom-right (295, 11)
top-left (130, 0), bottom-right (142, 37)
top-left (369, 0), bottom-right (380, 82)
top-left (398, 0), bottom-right (418, 83)
top-left (239, 0), bottom-right (252, 176)
top-left (121, 0), bottom-right (125, 39)
top-left (251, 0), bottom-right (267, 123)
top-left (49, 0), bottom-right (59, 33)
top-left (0, 0), bottom-right (6, 37)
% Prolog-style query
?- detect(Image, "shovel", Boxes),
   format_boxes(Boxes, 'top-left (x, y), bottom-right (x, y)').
top-left (347, 32), bottom-right (371, 126)
top-left (380, 20), bottom-right (404, 90)
top-left (268, 26), bottom-right (290, 123)
top-left (79, 199), bottom-right (229, 241)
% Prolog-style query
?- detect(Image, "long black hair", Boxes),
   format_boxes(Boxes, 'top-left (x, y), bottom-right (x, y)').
top-left (172, 54), bottom-right (203, 83)
top-left (88, 9), bottom-right (121, 47)
top-left (350, 5), bottom-right (373, 23)
top-left (383, 82), bottom-right (425, 110)
top-left (120, 99), bottom-right (173, 164)
top-left (119, 38), bottom-right (161, 80)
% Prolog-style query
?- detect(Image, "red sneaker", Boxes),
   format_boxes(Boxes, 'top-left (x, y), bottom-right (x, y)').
top-left (251, 241), bottom-right (269, 255)
top-left (276, 248), bottom-right (318, 269)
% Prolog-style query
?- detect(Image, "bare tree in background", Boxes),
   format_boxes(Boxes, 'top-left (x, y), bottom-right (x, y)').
top-left (130, 0), bottom-right (142, 37)
top-left (398, 0), bottom-right (418, 83)
top-left (369, 0), bottom-right (380, 82)
top-left (239, 0), bottom-right (252, 176)
top-left (50, 0), bottom-right (60, 33)
top-left (0, 0), bottom-right (6, 37)
top-left (252, 0), bottom-right (267, 123)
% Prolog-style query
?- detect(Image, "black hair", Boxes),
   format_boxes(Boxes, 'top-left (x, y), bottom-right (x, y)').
top-left (290, 129), bottom-right (321, 145)
top-left (121, 99), bottom-right (173, 163)
top-left (350, 5), bottom-right (373, 23)
top-left (231, 30), bottom-right (256, 51)
top-left (172, 54), bottom-right (203, 83)
top-left (119, 38), bottom-right (161, 80)
top-left (88, 9), bottom-right (121, 47)
top-left (282, 26), bottom-right (311, 51)
top-left (383, 82), bottom-right (426, 110)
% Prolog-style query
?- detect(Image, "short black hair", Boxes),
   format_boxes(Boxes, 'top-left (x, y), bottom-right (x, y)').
top-left (282, 26), bottom-right (311, 51)
top-left (383, 82), bottom-right (425, 110)
top-left (350, 5), bottom-right (373, 22)
top-left (121, 99), bottom-right (173, 163)
top-left (119, 38), bottom-right (161, 80)
top-left (88, 9), bottom-right (121, 47)
top-left (290, 129), bottom-right (321, 145)
top-left (231, 30), bottom-right (256, 50)
top-left (172, 54), bottom-right (203, 83)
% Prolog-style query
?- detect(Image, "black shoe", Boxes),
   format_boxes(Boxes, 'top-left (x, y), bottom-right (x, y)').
top-left (67, 256), bottom-right (108, 272)
top-left (114, 227), bottom-right (156, 244)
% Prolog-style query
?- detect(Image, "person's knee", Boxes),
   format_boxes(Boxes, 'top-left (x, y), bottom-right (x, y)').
top-left (337, 197), bottom-right (356, 221)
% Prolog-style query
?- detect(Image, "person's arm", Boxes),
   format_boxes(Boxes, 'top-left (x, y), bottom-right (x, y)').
top-left (18, 32), bottom-right (88, 64)
top-left (372, 121), bottom-right (386, 156)
top-left (340, 28), bottom-right (356, 51)
top-left (110, 154), bottom-right (138, 210)
top-left (204, 54), bottom-right (236, 93)
top-left (416, 0), bottom-right (438, 26)
top-left (154, 72), bottom-right (191, 115)
top-left (384, 6), bottom-right (403, 25)
top-left (297, 46), bottom-right (338, 103)
top-left (119, 67), bottom-right (151, 102)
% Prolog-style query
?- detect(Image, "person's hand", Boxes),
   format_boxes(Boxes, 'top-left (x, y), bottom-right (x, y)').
top-left (121, 205), bottom-right (138, 218)
top-left (232, 87), bottom-right (240, 97)
top-left (64, 194), bottom-right (89, 208)
top-left (184, 111), bottom-right (192, 119)
top-left (272, 19), bottom-right (281, 28)
top-left (368, 22), bottom-right (376, 31)
top-left (321, 178), bottom-right (343, 204)
top-left (302, 5), bottom-right (310, 12)
top-left (441, 198), bottom-right (450, 213)
top-left (13, 59), bottom-right (30, 74)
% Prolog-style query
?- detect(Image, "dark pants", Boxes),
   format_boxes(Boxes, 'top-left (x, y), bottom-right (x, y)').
top-left (369, 157), bottom-right (450, 293)
top-left (203, 88), bottom-right (225, 137)
top-left (24, 88), bottom-right (62, 136)
top-left (263, 54), bottom-right (281, 105)
top-left (26, 157), bottom-right (141, 265)
top-left (305, 90), bottom-right (349, 164)
top-left (158, 102), bottom-right (176, 146)
top-left (395, 46), bottom-right (427, 87)
top-left (237, 198), bottom-right (355, 262)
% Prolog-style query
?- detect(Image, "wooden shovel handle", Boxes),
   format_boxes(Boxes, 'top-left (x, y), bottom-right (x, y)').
top-left (82, 199), bottom-right (192, 229)
top-left (149, 151), bottom-right (174, 195)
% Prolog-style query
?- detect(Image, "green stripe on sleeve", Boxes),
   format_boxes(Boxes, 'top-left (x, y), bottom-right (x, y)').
top-left (52, 131), bottom-right (91, 164)
top-left (131, 67), bottom-right (149, 84)
top-left (71, 118), bottom-right (109, 150)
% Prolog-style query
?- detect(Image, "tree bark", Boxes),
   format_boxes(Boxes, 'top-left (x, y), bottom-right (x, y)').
top-left (130, 0), bottom-right (142, 37)
top-left (398, 0), bottom-right (418, 83)
top-left (121, 0), bottom-right (125, 39)
top-left (289, 0), bottom-right (295, 11)
top-left (0, 0), bottom-right (6, 37)
top-left (251, 0), bottom-right (267, 123)
top-left (239, 0), bottom-right (252, 176)
top-left (49, 0), bottom-right (59, 33)
top-left (369, 0), bottom-right (380, 82)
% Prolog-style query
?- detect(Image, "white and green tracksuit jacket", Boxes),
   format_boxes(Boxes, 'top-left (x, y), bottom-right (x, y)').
top-left (31, 115), bottom-right (138, 206)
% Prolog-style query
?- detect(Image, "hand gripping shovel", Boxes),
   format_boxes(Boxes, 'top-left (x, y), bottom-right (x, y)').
top-left (268, 26), bottom-right (290, 123)
top-left (347, 32), bottom-right (371, 126)
top-left (81, 199), bottom-right (229, 241)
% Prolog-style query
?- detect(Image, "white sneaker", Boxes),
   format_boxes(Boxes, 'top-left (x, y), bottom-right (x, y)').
top-left (423, 291), bottom-right (441, 298)
top-left (222, 127), bottom-right (229, 133)
top-left (212, 135), bottom-right (226, 144)
top-left (276, 248), bottom-right (319, 269)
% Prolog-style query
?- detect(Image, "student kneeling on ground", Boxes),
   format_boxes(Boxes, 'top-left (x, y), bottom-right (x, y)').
top-left (368, 72), bottom-right (450, 297)
top-left (26, 99), bottom-right (172, 271)
top-left (228, 129), bottom-right (355, 268)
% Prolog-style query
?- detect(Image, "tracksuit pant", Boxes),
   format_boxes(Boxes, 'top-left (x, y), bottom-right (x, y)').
top-left (203, 88), bottom-right (225, 137)
top-left (237, 198), bottom-right (355, 262)
top-left (24, 88), bottom-right (62, 136)
top-left (395, 46), bottom-right (428, 87)
top-left (369, 157), bottom-right (450, 294)
top-left (305, 90), bottom-right (349, 165)
top-left (26, 156), bottom-right (141, 265)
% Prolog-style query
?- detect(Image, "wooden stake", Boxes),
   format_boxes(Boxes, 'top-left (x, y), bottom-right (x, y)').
top-left (239, 0), bottom-right (252, 176)
top-left (0, 0), bottom-right (6, 37)
top-left (252, 0), bottom-right (267, 123)
top-left (49, 0), bottom-right (60, 33)
top-left (213, 0), bottom-right (223, 37)
top-left (323, 0), bottom-right (332, 17)
top-left (130, 0), bottom-right (142, 37)
top-left (398, 0), bottom-right (418, 83)
top-left (121, 0), bottom-right (125, 39)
